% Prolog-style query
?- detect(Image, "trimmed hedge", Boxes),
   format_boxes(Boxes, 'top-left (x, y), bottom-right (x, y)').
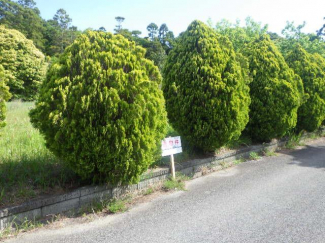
top-left (30, 31), bottom-right (167, 184)
top-left (163, 20), bottom-right (251, 151)
top-left (244, 35), bottom-right (304, 141)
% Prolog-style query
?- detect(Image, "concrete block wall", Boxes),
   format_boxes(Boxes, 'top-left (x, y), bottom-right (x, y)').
top-left (0, 134), bottom-right (319, 231)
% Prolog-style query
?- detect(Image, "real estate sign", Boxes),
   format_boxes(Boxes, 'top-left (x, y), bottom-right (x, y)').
top-left (161, 136), bottom-right (182, 156)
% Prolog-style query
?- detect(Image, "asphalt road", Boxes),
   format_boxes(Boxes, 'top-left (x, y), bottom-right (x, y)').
top-left (6, 139), bottom-right (325, 243)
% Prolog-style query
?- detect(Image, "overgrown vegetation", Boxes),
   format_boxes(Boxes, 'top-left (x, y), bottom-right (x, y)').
top-left (249, 152), bottom-right (261, 160)
top-left (263, 149), bottom-right (277, 157)
top-left (0, 101), bottom-right (80, 208)
top-left (233, 157), bottom-right (246, 165)
top-left (285, 131), bottom-right (304, 149)
top-left (163, 173), bottom-right (189, 191)
top-left (163, 179), bottom-right (186, 191)
top-left (107, 199), bottom-right (128, 213)
top-left (0, 217), bottom-right (44, 239)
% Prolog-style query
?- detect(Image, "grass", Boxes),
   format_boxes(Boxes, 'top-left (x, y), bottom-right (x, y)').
top-left (225, 135), bottom-right (252, 149)
top-left (163, 173), bottom-right (189, 191)
top-left (233, 157), bottom-right (246, 165)
top-left (143, 187), bottom-right (154, 195)
top-left (219, 161), bottom-right (229, 169)
top-left (249, 152), bottom-right (261, 160)
top-left (1, 101), bottom-right (323, 214)
top-left (285, 131), bottom-right (304, 149)
top-left (163, 179), bottom-right (185, 191)
top-left (107, 199), bottom-right (127, 213)
top-left (81, 196), bottom-right (131, 216)
top-left (263, 149), bottom-right (277, 157)
top-left (0, 101), bottom-right (80, 208)
top-left (0, 217), bottom-right (44, 239)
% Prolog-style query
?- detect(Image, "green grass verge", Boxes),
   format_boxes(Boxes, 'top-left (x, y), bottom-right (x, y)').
top-left (0, 101), bottom-right (80, 208)
top-left (163, 173), bottom-right (189, 191)
top-left (249, 152), bottom-right (261, 160)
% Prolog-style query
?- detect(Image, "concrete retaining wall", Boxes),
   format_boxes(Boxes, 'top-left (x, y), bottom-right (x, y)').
top-left (0, 133), bottom-right (321, 230)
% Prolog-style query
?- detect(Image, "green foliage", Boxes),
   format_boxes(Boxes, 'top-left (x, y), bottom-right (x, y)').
top-left (263, 148), bottom-right (277, 157)
top-left (244, 35), bottom-right (304, 142)
top-left (17, 0), bottom-right (36, 8)
top-left (147, 23), bottom-right (158, 40)
top-left (233, 157), bottom-right (245, 165)
top-left (0, 0), bottom-right (80, 56)
top-left (114, 16), bottom-right (125, 33)
top-left (277, 21), bottom-right (325, 59)
top-left (285, 45), bottom-right (325, 131)
top-left (136, 38), bottom-right (167, 71)
top-left (163, 20), bottom-right (251, 151)
top-left (114, 20), bottom-right (169, 71)
top-left (215, 17), bottom-right (268, 52)
top-left (317, 18), bottom-right (325, 38)
top-left (0, 65), bottom-right (11, 128)
top-left (0, 101), bottom-right (79, 208)
top-left (249, 152), bottom-right (260, 160)
top-left (163, 173), bottom-right (189, 191)
top-left (0, 26), bottom-right (47, 100)
top-left (226, 135), bottom-right (252, 149)
top-left (163, 179), bottom-right (185, 191)
top-left (0, 216), bottom-right (44, 239)
top-left (158, 23), bottom-right (175, 54)
top-left (30, 31), bottom-right (167, 185)
top-left (44, 11), bottom-right (80, 56)
top-left (285, 131), bottom-right (304, 149)
top-left (107, 199), bottom-right (127, 213)
top-left (0, 0), bottom-right (46, 51)
top-left (143, 187), bottom-right (154, 195)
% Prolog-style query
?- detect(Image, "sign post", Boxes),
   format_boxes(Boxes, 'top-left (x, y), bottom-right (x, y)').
top-left (170, 154), bottom-right (175, 179)
top-left (161, 136), bottom-right (182, 180)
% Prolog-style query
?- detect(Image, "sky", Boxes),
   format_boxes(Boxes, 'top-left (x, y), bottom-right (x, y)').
top-left (34, 0), bottom-right (325, 37)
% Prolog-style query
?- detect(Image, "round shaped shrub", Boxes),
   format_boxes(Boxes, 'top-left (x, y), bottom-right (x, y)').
top-left (30, 31), bottom-right (167, 184)
top-left (0, 65), bottom-right (11, 128)
top-left (0, 26), bottom-right (47, 100)
top-left (285, 45), bottom-right (325, 132)
top-left (244, 35), bottom-right (304, 141)
top-left (163, 20), bottom-right (251, 151)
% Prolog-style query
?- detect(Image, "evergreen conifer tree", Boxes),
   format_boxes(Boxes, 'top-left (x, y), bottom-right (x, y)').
top-left (285, 44), bottom-right (325, 132)
top-left (244, 35), bottom-right (304, 141)
top-left (30, 31), bottom-right (167, 184)
top-left (163, 20), bottom-right (251, 151)
top-left (0, 26), bottom-right (47, 100)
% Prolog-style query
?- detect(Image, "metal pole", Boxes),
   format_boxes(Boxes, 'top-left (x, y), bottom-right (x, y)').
top-left (170, 154), bottom-right (176, 180)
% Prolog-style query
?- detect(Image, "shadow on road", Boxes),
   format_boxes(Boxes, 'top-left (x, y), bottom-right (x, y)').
top-left (279, 145), bottom-right (325, 169)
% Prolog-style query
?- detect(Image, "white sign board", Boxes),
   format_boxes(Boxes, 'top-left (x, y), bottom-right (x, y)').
top-left (161, 136), bottom-right (182, 156)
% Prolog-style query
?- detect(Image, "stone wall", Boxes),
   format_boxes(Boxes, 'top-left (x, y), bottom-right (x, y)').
top-left (0, 132), bottom-right (321, 230)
